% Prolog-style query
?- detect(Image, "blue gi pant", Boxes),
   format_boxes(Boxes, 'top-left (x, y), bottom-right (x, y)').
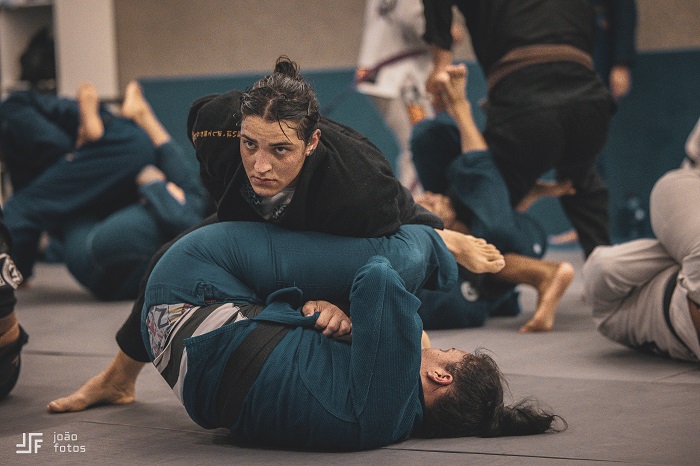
top-left (58, 140), bottom-right (208, 301)
top-left (3, 116), bottom-right (155, 280)
top-left (142, 221), bottom-right (457, 313)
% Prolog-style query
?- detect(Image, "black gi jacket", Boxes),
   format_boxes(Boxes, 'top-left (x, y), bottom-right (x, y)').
top-left (187, 90), bottom-right (442, 238)
top-left (115, 90), bottom-right (442, 361)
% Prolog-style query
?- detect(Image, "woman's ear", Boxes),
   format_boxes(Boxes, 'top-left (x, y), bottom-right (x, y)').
top-left (427, 369), bottom-right (454, 386)
top-left (306, 129), bottom-right (321, 156)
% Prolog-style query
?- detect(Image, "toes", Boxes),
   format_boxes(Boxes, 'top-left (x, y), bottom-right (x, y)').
top-left (484, 258), bottom-right (505, 273)
top-left (47, 398), bottom-right (81, 413)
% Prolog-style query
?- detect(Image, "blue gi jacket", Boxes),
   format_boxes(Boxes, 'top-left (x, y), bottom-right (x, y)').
top-left (181, 266), bottom-right (425, 451)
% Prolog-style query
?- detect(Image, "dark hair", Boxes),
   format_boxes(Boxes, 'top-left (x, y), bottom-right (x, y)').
top-left (240, 56), bottom-right (320, 143)
top-left (420, 350), bottom-right (566, 438)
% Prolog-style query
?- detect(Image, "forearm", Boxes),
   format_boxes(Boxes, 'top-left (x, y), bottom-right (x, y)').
top-left (432, 45), bottom-right (453, 71)
top-left (138, 182), bottom-right (206, 235)
top-left (450, 100), bottom-right (487, 153)
top-left (349, 258), bottom-right (422, 412)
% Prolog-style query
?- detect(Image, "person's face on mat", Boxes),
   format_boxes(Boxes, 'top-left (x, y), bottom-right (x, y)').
top-left (421, 347), bottom-right (469, 371)
top-left (420, 348), bottom-right (469, 405)
top-left (240, 115), bottom-right (320, 197)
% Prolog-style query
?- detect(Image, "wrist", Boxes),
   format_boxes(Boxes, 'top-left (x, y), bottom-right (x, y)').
top-left (136, 165), bottom-right (166, 186)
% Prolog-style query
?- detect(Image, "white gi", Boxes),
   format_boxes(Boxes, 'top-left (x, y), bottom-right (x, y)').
top-left (583, 119), bottom-right (700, 362)
top-left (356, 0), bottom-right (434, 194)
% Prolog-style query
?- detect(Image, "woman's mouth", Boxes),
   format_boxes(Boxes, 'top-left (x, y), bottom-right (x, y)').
top-left (251, 176), bottom-right (275, 187)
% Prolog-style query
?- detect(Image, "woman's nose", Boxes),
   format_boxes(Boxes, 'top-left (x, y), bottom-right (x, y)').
top-left (254, 153), bottom-right (272, 173)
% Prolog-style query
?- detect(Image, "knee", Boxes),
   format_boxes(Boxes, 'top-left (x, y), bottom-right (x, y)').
top-left (355, 256), bottom-right (394, 280)
top-left (582, 245), bottom-right (616, 290)
top-left (583, 246), bottom-right (608, 274)
top-left (650, 168), bottom-right (690, 207)
top-left (1, 195), bottom-right (34, 230)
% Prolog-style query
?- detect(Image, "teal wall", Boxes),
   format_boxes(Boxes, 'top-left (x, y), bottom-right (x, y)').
top-left (140, 49), bottom-right (700, 244)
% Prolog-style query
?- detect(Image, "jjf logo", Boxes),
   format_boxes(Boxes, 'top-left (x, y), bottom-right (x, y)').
top-left (16, 433), bottom-right (43, 454)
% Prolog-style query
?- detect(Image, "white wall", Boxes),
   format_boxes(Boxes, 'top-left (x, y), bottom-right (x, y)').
top-left (113, 0), bottom-right (700, 89)
top-left (54, 0), bottom-right (118, 98)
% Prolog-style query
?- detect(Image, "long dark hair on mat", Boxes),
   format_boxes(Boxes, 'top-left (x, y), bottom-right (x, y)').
top-left (419, 349), bottom-right (567, 438)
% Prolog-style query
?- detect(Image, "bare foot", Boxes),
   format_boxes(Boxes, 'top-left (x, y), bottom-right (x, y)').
top-left (436, 228), bottom-right (505, 274)
top-left (47, 351), bottom-right (144, 413)
top-left (121, 80), bottom-right (170, 147)
top-left (120, 80), bottom-right (149, 123)
top-left (75, 82), bottom-right (104, 147)
top-left (516, 179), bottom-right (576, 212)
top-left (549, 229), bottom-right (579, 246)
top-left (519, 262), bottom-right (575, 333)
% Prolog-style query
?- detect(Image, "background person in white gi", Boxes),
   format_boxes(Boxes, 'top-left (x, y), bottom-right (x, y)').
top-left (583, 118), bottom-right (700, 361)
top-left (355, 0), bottom-right (436, 195)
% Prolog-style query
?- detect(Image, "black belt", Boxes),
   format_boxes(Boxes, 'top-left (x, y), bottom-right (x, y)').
top-left (662, 273), bottom-right (692, 352)
top-left (215, 321), bottom-right (290, 428)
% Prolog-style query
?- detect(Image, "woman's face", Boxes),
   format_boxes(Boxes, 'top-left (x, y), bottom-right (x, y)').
top-left (240, 116), bottom-right (319, 197)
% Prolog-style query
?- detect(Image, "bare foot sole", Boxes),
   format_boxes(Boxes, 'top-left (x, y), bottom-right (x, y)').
top-left (519, 262), bottom-right (575, 333)
top-left (76, 83), bottom-right (104, 146)
top-left (121, 80), bottom-right (170, 146)
top-left (47, 371), bottom-right (135, 413)
top-left (437, 229), bottom-right (505, 274)
top-left (120, 80), bottom-right (151, 124)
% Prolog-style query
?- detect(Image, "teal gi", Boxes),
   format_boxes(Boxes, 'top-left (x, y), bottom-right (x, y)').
top-left (142, 222), bottom-right (457, 450)
top-left (0, 90), bottom-right (210, 299)
top-left (411, 117), bottom-right (547, 328)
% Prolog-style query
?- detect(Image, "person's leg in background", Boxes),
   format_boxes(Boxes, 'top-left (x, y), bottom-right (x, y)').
top-left (583, 237), bottom-right (676, 346)
top-left (61, 205), bottom-right (166, 301)
top-left (120, 81), bottom-right (211, 234)
top-left (484, 99), bottom-right (612, 258)
top-left (0, 90), bottom-right (80, 192)
top-left (650, 168), bottom-right (700, 308)
top-left (483, 108), bottom-right (563, 210)
top-left (3, 84), bottom-right (157, 281)
top-left (556, 99), bottom-right (613, 257)
top-left (371, 95), bottom-right (425, 195)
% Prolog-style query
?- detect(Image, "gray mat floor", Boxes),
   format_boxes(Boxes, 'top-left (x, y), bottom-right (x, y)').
top-left (1, 248), bottom-right (698, 465)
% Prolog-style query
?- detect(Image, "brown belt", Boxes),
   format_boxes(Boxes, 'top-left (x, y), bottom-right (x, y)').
top-left (487, 44), bottom-right (594, 92)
